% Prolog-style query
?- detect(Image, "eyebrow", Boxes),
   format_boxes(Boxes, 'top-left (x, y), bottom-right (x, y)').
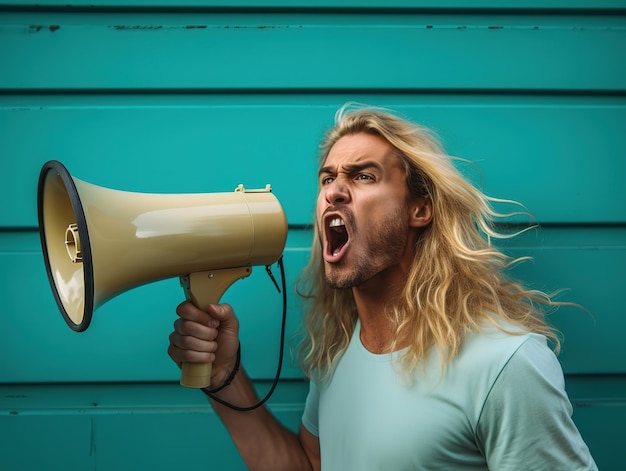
top-left (318, 159), bottom-right (384, 177)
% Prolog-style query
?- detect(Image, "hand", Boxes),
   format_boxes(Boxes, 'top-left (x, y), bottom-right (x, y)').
top-left (168, 301), bottom-right (240, 388)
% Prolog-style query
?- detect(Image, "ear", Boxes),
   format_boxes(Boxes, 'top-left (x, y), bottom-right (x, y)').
top-left (408, 196), bottom-right (433, 228)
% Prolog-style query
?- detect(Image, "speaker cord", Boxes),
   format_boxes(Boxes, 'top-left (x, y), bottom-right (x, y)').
top-left (202, 256), bottom-right (287, 412)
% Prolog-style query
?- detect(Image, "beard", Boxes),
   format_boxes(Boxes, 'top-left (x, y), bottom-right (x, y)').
top-left (323, 207), bottom-right (409, 289)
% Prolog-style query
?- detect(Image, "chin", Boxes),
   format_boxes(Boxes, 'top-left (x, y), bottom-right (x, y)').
top-left (324, 269), bottom-right (354, 290)
top-left (324, 266), bottom-right (371, 290)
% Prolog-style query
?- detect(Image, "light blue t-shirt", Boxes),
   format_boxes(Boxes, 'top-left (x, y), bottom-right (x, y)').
top-left (302, 321), bottom-right (597, 470)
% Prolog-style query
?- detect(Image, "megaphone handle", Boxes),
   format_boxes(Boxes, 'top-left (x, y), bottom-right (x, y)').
top-left (179, 267), bottom-right (252, 388)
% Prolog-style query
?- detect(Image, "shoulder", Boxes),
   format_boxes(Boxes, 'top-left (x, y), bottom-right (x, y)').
top-left (478, 330), bottom-right (567, 420)
top-left (455, 322), bottom-right (552, 381)
top-left (437, 324), bottom-right (559, 426)
top-left (462, 322), bottom-right (564, 393)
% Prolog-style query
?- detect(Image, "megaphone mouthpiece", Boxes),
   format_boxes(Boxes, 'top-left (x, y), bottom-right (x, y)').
top-left (64, 223), bottom-right (82, 263)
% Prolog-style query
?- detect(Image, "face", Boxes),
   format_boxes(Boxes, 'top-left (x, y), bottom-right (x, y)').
top-left (316, 132), bottom-right (420, 289)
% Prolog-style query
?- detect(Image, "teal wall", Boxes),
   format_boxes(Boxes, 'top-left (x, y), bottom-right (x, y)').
top-left (1, 1), bottom-right (625, 469)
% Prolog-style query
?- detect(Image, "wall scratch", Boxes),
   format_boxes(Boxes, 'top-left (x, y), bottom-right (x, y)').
top-left (90, 417), bottom-right (96, 458)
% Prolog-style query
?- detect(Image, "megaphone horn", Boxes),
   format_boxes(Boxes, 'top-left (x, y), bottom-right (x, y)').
top-left (37, 160), bottom-right (288, 388)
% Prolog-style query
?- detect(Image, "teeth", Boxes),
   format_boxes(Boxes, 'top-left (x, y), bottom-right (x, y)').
top-left (329, 217), bottom-right (345, 227)
top-left (328, 216), bottom-right (348, 255)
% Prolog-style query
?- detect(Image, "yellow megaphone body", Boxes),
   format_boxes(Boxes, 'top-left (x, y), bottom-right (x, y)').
top-left (37, 160), bottom-right (288, 388)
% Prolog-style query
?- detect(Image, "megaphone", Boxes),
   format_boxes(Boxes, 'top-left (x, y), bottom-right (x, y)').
top-left (37, 160), bottom-right (288, 388)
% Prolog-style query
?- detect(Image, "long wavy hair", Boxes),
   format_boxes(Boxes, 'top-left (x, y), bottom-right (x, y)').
top-left (296, 104), bottom-right (562, 382)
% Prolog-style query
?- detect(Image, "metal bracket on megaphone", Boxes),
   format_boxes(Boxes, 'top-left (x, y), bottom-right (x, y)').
top-left (235, 183), bottom-right (273, 193)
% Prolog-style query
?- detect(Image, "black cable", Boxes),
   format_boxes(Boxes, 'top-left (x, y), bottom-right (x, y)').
top-left (203, 256), bottom-right (287, 411)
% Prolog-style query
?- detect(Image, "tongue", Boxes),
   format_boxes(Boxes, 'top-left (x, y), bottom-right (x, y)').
top-left (330, 226), bottom-right (348, 256)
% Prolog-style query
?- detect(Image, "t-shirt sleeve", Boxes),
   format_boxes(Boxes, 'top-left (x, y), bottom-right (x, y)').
top-left (301, 380), bottom-right (320, 437)
top-left (476, 335), bottom-right (597, 470)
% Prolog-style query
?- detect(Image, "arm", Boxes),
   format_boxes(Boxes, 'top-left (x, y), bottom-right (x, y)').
top-left (168, 301), bottom-right (320, 471)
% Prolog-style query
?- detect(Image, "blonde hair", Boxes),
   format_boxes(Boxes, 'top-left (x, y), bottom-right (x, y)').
top-left (297, 104), bottom-right (561, 382)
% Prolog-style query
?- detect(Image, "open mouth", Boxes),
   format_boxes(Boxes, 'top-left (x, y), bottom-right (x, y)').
top-left (325, 216), bottom-right (350, 260)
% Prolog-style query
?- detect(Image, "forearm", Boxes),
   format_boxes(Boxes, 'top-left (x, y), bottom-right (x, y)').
top-left (206, 366), bottom-right (313, 471)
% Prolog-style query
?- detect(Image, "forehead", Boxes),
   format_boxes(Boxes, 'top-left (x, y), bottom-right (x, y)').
top-left (322, 132), bottom-right (401, 170)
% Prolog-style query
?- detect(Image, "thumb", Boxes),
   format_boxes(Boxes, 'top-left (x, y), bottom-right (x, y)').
top-left (206, 303), bottom-right (238, 330)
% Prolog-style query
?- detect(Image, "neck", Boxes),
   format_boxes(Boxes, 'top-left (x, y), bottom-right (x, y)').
top-left (352, 269), bottom-right (405, 354)
top-left (349, 231), bottom-right (419, 354)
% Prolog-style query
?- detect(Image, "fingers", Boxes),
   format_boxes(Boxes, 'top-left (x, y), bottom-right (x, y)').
top-left (169, 302), bottom-right (216, 365)
top-left (167, 339), bottom-right (215, 365)
top-left (169, 328), bottom-right (216, 362)
top-left (174, 315), bottom-right (217, 341)
top-left (169, 301), bottom-right (238, 367)
top-left (176, 301), bottom-right (220, 327)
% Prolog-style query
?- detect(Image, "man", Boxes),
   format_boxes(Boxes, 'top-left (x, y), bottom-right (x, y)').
top-left (168, 105), bottom-right (597, 470)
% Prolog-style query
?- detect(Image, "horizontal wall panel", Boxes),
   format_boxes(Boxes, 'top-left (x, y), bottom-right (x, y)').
top-left (1, 225), bottom-right (624, 384)
top-left (504, 231), bottom-right (626, 374)
top-left (0, 381), bottom-right (308, 471)
top-left (1, 12), bottom-right (624, 91)
top-left (2, 1), bottom-right (625, 10)
top-left (571, 403), bottom-right (626, 471)
top-left (2, 97), bottom-right (625, 227)
top-left (565, 375), bottom-right (626, 471)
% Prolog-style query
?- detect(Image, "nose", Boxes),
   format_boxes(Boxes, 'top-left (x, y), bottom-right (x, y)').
top-left (325, 178), bottom-right (351, 205)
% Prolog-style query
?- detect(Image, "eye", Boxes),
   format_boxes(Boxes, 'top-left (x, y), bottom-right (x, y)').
top-left (321, 176), bottom-right (334, 185)
top-left (355, 174), bottom-right (373, 182)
